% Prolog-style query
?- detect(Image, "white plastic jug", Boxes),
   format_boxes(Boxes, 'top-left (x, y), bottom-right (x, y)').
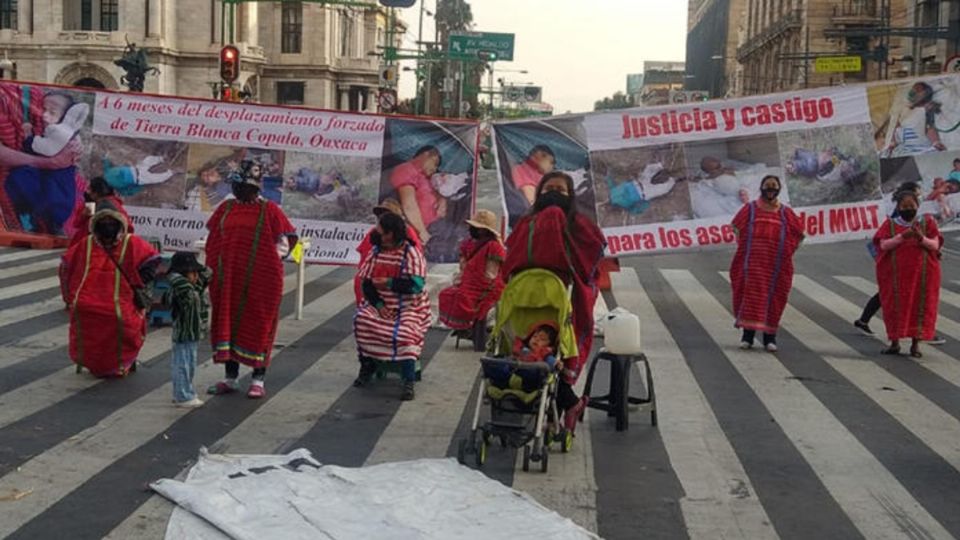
top-left (602, 311), bottom-right (642, 355)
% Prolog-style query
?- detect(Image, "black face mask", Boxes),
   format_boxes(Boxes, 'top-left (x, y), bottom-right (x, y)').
top-left (536, 190), bottom-right (571, 213)
top-left (899, 209), bottom-right (917, 222)
top-left (369, 231), bottom-right (383, 247)
top-left (762, 188), bottom-right (780, 200)
top-left (469, 227), bottom-right (484, 240)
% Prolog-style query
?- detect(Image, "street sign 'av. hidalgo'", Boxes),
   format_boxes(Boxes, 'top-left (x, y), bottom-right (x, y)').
top-left (449, 32), bottom-right (515, 62)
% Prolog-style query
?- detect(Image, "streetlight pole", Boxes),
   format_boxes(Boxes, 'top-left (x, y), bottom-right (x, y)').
top-left (415, 0), bottom-right (426, 114)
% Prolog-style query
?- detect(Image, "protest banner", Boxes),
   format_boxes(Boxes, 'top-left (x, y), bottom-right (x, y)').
top-left (493, 74), bottom-right (960, 257)
top-left (0, 82), bottom-right (479, 264)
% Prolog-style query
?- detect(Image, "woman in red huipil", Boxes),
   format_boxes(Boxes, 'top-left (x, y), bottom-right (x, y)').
top-left (873, 189), bottom-right (943, 358)
top-left (438, 209), bottom-right (505, 332)
top-left (730, 175), bottom-right (805, 352)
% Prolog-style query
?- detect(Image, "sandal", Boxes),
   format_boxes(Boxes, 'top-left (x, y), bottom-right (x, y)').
top-left (207, 380), bottom-right (239, 395)
top-left (910, 345), bottom-right (922, 358)
top-left (880, 345), bottom-right (901, 356)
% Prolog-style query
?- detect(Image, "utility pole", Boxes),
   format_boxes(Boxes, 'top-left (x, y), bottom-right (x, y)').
top-left (415, 0), bottom-right (426, 114)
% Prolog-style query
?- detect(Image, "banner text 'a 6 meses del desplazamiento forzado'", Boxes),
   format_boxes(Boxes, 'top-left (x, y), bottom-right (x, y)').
top-left (0, 81), bottom-right (480, 265)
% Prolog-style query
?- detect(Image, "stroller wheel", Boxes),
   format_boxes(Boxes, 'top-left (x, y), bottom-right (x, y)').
top-left (560, 430), bottom-right (573, 453)
top-left (540, 449), bottom-right (549, 473)
top-left (522, 445), bottom-right (531, 472)
top-left (476, 440), bottom-right (487, 467)
top-left (457, 439), bottom-right (468, 465)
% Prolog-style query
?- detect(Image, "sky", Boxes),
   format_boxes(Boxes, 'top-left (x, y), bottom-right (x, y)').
top-left (396, 0), bottom-right (688, 114)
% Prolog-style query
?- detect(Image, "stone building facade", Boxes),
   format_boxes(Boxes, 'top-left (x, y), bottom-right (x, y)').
top-left (0, 0), bottom-right (404, 111)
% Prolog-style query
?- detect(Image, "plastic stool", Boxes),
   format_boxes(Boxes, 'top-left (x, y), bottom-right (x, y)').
top-left (582, 350), bottom-right (656, 431)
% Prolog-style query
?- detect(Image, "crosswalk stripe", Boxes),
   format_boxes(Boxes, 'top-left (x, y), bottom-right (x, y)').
top-left (0, 257), bottom-right (58, 280)
top-left (611, 268), bottom-right (776, 540)
top-left (0, 249), bottom-right (58, 264)
top-left (0, 275), bottom-right (354, 538)
top-left (663, 269), bottom-right (952, 539)
top-left (104, 285), bottom-right (357, 540)
top-left (792, 275), bottom-right (960, 390)
top-left (0, 275), bottom-right (58, 302)
top-left (0, 296), bottom-right (65, 328)
top-left (835, 275), bottom-right (960, 341)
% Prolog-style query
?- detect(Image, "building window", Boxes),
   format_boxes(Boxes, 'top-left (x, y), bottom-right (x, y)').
top-left (281, 2), bottom-right (302, 53)
top-left (340, 12), bottom-right (351, 57)
top-left (277, 81), bottom-right (305, 105)
top-left (0, 0), bottom-right (16, 30)
top-left (81, 0), bottom-right (92, 30)
top-left (101, 0), bottom-right (118, 31)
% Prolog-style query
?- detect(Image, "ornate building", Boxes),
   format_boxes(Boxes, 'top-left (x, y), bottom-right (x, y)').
top-left (0, 0), bottom-right (404, 111)
top-left (686, 0), bottom-right (746, 98)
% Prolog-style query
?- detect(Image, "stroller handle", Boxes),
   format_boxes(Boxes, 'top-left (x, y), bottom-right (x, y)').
top-left (480, 356), bottom-right (553, 373)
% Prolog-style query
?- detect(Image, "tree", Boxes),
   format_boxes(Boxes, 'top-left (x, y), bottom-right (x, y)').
top-left (424, 0), bottom-right (484, 117)
top-left (593, 91), bottom-right (634, 111)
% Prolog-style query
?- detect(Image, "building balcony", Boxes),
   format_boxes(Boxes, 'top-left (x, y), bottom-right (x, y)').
top-left (832, 0), bottom-right (881, 26)
top-left (737, 9), bottom-right (802, 61)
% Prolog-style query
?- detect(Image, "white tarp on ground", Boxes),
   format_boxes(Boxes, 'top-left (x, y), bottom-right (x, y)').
top-left (153, 448), bottom-right (599, 540)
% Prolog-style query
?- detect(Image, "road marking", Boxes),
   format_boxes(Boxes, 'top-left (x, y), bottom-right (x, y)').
top-left (0, 275), bottom-right (352, 538)
top-left (835, 275), bottom-right (960, 340)
top-left (0, 275), bottom-right (58, 302)
top-left (664, 269), bottom-right (951, 540)
top-left (793, 275), bottom-right (960, 390)
top-left (0, 257), bottom-right (59, 279)
top-left (613, 268), bottom-right (776, 540)
top-left (0, 249), bottom-right (58, 264)
top-left (0, 296), bottom-right (66, 328)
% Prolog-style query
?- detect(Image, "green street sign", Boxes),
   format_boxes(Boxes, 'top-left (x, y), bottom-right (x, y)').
top-left (448, 32), bottom-right (515, 61)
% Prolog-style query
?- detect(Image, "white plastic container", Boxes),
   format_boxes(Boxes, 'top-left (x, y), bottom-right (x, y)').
top-left (602, 311), bottom-right (642, 355)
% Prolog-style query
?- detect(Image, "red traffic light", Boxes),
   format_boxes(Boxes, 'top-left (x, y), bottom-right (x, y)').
top-left (220, 45), bottom-right (240, 84)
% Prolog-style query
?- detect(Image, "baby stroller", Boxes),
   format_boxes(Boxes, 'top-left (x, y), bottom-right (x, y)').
top-left (457, 269), bottom-right (578, 473)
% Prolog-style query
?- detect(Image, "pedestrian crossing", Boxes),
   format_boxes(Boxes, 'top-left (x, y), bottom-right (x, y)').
top-left (0, 245), bottom-right (959, 539)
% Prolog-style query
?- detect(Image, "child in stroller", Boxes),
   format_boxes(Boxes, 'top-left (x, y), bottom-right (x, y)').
top-left (458, 269), bottom-right (578, 473)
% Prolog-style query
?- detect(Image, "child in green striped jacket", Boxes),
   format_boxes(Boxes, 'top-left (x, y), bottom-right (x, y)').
top-left (165, 252), bottom-right (212, 409)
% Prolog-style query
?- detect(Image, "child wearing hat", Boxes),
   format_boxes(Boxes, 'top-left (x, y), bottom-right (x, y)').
top-left (164, 252), bottom-right (213, 408)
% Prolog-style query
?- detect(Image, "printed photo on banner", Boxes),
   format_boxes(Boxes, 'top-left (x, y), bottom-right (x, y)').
top-left (379, 118), bottom-right (478, 264)
top-left (492, 117), bottom-right (596, 227)
top-left (682, 135), bottom-right (786, 219)
top-left (0, 83), bottom-right (95, 237)
top-left (880, 153), bottom-right (960, 226)
top-left (870, 76), bottom-right (960, 158)
top-left (778, 123), bottom-right (880, 208)
top-left (182, 145), bottom-right (283, 214)
top-left (281, 151), bottom-right (380, 222)
top-left (590, 143), bottom-right (691, 227)
top-left (86, 136), bottom-right (188, 209)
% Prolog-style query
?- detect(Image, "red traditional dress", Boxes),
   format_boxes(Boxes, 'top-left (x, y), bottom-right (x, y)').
top-left (354, 242), bottom-right (432, 362)
top-left (438, 237), bottom-right (506, 329)
top-left (353, 224), bottom-right (422, 304)
top-left (206, 199), bottom-right (295, 367)
top-left (500, 206), bottom-right (606, 382)
top-left (730, 201), bottom-right (804, 333)
top-left (873, 216), bottom-right (942, 341)
top-left (60, 231), bottom-right (158, 377)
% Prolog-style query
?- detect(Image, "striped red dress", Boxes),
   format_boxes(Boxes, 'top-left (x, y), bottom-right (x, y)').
top-left (354, 242), bottom-right (431, 362)
top-left (206, 199), bottom-right (295, 367)
top-left (730, 201), bottom-right (804, 333)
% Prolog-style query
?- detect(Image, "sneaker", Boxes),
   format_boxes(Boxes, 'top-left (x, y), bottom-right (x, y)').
top-left (739, 341), bottom-right (753, 350)
top-left (400, 381), bottom-right (415, 401)
top-left (927, 336), bottom-right (947, 346)
top-left (247, 382), bottom-right (266, 399)
top-left (854, 320), bottom-right (874, 336)
top-left (765, 342), bottom-right (778, 353)
top-left (207, 379), bottom-right (239, 395)
top-left (175, 397), bottom-right (204, 409)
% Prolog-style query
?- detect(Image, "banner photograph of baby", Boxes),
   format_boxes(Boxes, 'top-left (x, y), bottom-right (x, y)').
top-left (0, 84), bottom-right (95, 237)
top-left (379, 118), bottom-right (478, 264)
top-left (881, 153), bottom-right (960, 227)
top-left (590, 143), bottom-right (691, 228)
top-left (492, 117), bottom-right (596, 228)
top-left (682, 134), bottom-right (786, 219)
top-left (870, 76), bottom-right (960, 159)
top-left (280, 151), bottom-right (381, 222)
top-left (778, 124), bottom-right (881, 208)
top-left (87, 136), bottom-right (187, 210)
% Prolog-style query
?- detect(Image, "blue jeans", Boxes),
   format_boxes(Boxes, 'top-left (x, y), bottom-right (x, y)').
top-left (172, 341), bottom-right (198, 402)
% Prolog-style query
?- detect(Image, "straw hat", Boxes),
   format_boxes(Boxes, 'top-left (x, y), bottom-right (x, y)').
top-left (465, 209), bottom-right (500, 238)
top-left (373, 198), bottom-right (404, 217)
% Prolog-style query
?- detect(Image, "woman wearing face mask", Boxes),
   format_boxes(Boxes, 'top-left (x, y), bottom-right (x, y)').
top-left (437, 209), bottom-right (506, 344)
top-left (69, 176), bottom-right (132, 247)
top-left (500, 171), bottom-right (606, 434)
top-left (353, 212), bottom-right (432, 401)
top-left (205, 168), bottom-right (298, 399)
top-left (730, 175), bottom-right (805, 352)
top-left (353, 198), bottom-right (422, 305)
top-left (59, 200), bottom-right (159, 377)
top-left (873, 189), bottom-right (943, 358)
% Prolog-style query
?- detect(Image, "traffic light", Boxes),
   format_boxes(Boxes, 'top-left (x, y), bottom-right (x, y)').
top-left (477, 50), bottom-right (498, 62)
top-left (220, 45), bottom-right (240, 84)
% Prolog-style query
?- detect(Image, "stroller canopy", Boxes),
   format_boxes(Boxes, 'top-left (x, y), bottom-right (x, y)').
top-left (492, 269), bottom-right (577, 360)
